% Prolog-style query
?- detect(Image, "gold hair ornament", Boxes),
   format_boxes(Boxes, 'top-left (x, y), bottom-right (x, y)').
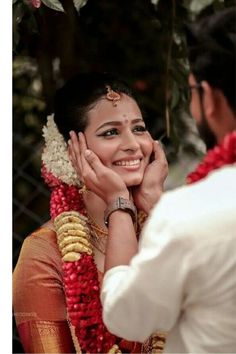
top-left (106, 85), bottom-right (121, 107)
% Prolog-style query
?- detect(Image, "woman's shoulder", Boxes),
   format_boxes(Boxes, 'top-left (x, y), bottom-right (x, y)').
top-left (18, 221), bottom-right (59, 263)
top-left (26, 220), bottom-right (56, 242)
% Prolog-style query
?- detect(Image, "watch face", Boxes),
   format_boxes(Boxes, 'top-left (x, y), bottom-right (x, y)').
top-left (118, 197), bottom-right (126, 208)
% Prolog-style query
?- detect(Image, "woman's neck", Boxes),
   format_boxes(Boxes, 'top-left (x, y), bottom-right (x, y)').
top-left (82, 191), bottom-right (109, 273)
top-left (82, 190), bottom-right (108, 231)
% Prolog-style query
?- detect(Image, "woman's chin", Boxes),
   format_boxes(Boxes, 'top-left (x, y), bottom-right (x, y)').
top-left (123, 176), bottom-right (143, 187)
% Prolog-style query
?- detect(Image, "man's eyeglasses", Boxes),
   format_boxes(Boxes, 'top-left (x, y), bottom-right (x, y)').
top-left (188, 83), bottom-right (202, 90)
top-left (188, 83), bottom-right (203, 92)
top-left (188, 83), bottom-right (203, 99)
top-left (179, 83), bottom-right (203, 100)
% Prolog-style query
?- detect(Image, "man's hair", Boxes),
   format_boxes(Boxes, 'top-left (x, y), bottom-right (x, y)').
top-left (185, 7), bottom-right (236, 113)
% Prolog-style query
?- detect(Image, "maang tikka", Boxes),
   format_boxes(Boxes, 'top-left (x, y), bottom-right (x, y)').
top-left (106, 85), bottom-right (121, 107)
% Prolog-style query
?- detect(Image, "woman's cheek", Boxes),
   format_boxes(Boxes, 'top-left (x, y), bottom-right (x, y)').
top-left (93, 149), bottom-right (111, 167)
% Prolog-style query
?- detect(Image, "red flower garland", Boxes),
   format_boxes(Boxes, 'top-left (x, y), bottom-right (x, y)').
top-left (41, 166), bottom-right (118, 353)
top-left (187, 131), bottom-right (236, 184)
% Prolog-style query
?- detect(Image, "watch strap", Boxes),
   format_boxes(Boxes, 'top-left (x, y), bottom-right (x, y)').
top-left (104, 197), bottom-right (137, 226)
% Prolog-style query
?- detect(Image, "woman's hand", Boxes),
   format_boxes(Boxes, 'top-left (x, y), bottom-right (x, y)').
top-left (68, 131), bottom-right (129, 205)
top-left (132, 140), bottom-right (168, 214)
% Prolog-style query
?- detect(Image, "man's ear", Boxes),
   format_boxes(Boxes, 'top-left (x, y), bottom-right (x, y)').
top-left (201, 81), bottom-right (216, 118)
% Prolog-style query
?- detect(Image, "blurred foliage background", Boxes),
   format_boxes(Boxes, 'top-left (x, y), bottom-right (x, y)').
top-left (13, 0), bottom-right (236, 352)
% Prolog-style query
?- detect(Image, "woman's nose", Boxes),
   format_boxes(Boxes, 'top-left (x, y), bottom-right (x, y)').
top-left (121, 131), bottom-right (139, 151)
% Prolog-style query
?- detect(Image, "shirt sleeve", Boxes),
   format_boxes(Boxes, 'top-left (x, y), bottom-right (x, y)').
top-left (13, 230), bottom-right (75, 353)
top-left (101, 203), bottom-right (192, 342)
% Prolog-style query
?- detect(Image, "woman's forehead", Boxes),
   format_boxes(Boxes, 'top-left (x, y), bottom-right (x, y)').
top-left (92, 93), bottom-right (137, 109)
top-left (86, 94), bottom-right (142, 125)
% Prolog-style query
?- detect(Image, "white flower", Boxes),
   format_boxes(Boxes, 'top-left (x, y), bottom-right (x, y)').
top-left (42, 114), bottom-right (80, 186)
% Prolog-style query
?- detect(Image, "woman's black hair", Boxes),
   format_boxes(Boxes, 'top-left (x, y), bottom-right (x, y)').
top-left (185, 6), bottom-right (236, 113)
top-left (54, 72), bottom-right (134, 140)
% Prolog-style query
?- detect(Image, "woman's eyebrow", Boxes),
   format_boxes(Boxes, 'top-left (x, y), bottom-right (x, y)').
top-left (96, 118), bottom-right (144, 132)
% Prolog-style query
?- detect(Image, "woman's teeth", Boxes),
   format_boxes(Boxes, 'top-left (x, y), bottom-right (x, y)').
top-left (114, 159), bottom-right (140, 166)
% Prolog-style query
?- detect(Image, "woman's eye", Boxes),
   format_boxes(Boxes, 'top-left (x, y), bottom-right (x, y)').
top-left (133, 125), bottom-right (147, 133)
top-left (99, 128), bottom-right (119, 137)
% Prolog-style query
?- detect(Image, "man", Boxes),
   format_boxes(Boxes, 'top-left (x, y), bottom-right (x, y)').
top-left (70, 7), bottom-right (236, 353)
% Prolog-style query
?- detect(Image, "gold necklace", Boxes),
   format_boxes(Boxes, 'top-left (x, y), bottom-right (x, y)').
top-left (87, 210), bottom-right (146, 254)
top-left (87, 213), bottom-right (108, 255)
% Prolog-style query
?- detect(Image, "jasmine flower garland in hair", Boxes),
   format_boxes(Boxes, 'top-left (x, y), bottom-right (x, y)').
top-left (42, 114), bottom-right (80, 187)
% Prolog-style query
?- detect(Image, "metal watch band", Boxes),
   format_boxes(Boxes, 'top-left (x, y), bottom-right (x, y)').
top-left (104, 197), bottom-right (137, 226)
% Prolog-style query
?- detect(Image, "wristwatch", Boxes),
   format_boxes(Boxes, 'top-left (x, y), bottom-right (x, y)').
top-left (104, 197), bottom-right (137, 227)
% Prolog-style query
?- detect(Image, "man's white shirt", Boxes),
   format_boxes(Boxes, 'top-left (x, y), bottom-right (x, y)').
top-left (101, 166), bottom-right (236, 353)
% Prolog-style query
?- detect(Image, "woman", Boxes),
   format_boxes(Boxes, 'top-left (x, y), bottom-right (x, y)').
top-left (13, 72), bottom-right (168, 353)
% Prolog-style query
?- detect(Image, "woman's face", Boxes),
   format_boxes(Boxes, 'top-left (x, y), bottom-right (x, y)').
top-left (84, 94), bottom-right (153, 187)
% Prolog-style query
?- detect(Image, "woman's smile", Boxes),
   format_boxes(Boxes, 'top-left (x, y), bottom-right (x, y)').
top-left (113, 157), bottom-right (142, 170)
top-left (85, 94), bottom-right (153, 186)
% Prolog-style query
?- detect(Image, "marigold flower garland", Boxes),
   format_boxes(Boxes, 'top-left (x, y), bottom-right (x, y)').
top-left (187, 131), bottom-right (236, 184)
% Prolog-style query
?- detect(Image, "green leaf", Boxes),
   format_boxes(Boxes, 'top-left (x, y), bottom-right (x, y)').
top-left (41, 0), bottom-right (87, 13)
top-left (41, 0), bottom-right (64, 12)
top-left (13, 2), bottom-right (25, 51)
top-left (73, 0), bottom-right (88, 12)
top-left (150, 0), bottom-right (161, 9)
top-left (170, 81), bottom-right (180, 110)
top-left (189, 0), bottom-right (218, 14)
